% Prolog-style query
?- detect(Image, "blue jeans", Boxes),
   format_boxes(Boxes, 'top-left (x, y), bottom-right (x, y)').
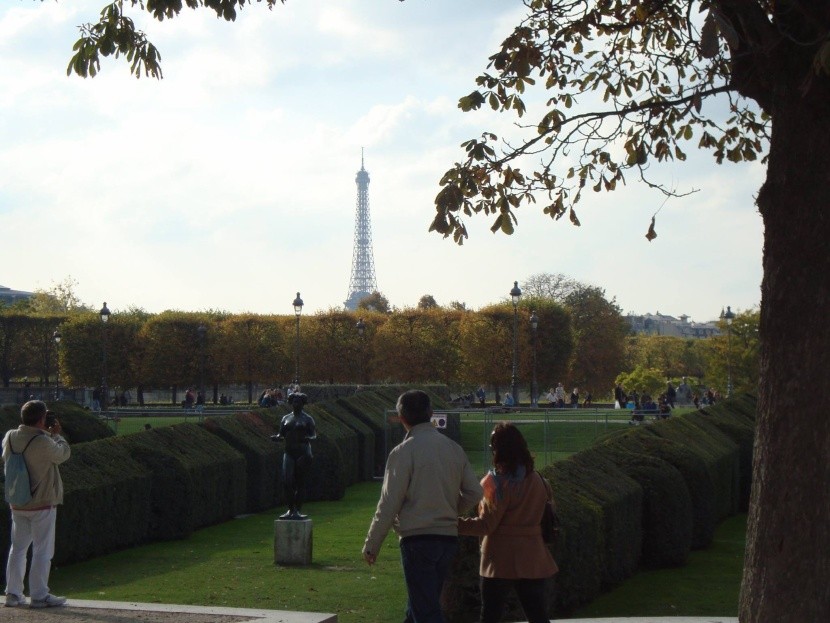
top-left (400, 536), bottom-right (458, 623)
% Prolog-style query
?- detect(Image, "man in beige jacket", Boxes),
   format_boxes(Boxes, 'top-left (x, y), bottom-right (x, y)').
top-left (3, 400), bottom-right (70, 608)
top-left (363, 390), bottom-right (482, 623)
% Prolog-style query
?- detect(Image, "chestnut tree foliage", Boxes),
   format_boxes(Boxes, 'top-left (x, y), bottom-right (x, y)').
top-left (64, 0), bottom-right (285, 79)
top-left (430, 1), bottom-right (780, 240)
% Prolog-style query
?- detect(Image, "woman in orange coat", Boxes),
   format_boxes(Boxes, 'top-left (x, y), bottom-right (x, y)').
top-left (458, 422), bottom-right (558, 623)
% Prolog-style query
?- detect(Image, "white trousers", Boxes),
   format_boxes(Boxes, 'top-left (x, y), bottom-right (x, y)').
top-left (5, 507), bottom-right (56, 601)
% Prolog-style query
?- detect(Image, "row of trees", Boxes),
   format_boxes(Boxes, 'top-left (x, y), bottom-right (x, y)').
top-left (0, 274), bottom-right (628, 397)
top-left (0, 275), bottom-right (757, 401)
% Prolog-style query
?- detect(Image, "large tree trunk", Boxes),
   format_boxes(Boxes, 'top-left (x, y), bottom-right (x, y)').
top-left (739, 58), bottom-right (830, 621)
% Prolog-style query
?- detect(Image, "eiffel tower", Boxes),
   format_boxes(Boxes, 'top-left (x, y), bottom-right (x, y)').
top-left (344, 151), bottom-right (378, 310)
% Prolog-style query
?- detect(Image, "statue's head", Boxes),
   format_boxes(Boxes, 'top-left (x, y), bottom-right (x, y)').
top-left (289, 392), bottom-right (308, 409)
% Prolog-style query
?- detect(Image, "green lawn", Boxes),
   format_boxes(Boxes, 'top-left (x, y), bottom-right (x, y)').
top-left (51, 480), bottom-right (746, 622)
top-left (457, 410), bottom-right (633, 471)
top-left (52, 482), bottom-right (408, 623)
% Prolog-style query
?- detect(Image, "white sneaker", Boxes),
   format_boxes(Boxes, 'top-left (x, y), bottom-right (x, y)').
top-left (4, 593), bottom-right (27, 607)
top-left (29, 594), bottom-right (66, 608)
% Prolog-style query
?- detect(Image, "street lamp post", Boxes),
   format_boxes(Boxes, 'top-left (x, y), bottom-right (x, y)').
top-left (100, 302), bottom-right (111, 411)
top-left (197, 324), bottom-right (207, 406)
top-left (510, 281), bottom-right (522, 405)
top-left (53, 329), bottom-right (62, 400)
top-left (723, 305), bottom-right (735, 398)
top-left (356, 317), bottom-right (366, 385)
top-left (293, 292), bottom-right (304, 386)
top-left (530, 310), bottom-right (538, 407)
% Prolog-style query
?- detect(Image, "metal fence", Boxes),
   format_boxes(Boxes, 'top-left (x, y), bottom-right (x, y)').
top-left (382, 407), bottom-right (634, 477)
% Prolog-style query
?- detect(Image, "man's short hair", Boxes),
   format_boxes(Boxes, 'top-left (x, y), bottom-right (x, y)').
top-left (397, 390), bottom-right (432, 427)
top-left (21, 400), bottom-right (47, 426)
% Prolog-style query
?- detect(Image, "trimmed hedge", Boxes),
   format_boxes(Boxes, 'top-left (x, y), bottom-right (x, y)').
top-left (546, 450), bottom-right (643, 610)
top-left (0, 438), bottom-right (152, 578)
top-left (644, 415), bottom-right (740, 520)
top-left (444, 395), bottom-right (757, 619)
top-left (54, 441), bottom-right (152, 563)
top-left (113, 424), bottom-right (247, 538)
top-left (593, 445), bottom-right (693, 567)
top-left (698, 394), bottom-right (756, 510)
top-left (200, 411), bottom-right (282, 512)
top-left (600, 430), bottom-right (717, 549)
top-left (314, 401), bottom-right (376, 481)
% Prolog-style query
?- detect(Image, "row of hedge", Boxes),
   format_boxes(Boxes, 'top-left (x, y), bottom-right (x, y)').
top-left (442, 393), bottom-right (757, 622)
top-left (0, 386), bottom-right (451, 581)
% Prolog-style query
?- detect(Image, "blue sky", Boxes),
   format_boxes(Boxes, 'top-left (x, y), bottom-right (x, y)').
top-left (0, 1), bottom-right (764, 322)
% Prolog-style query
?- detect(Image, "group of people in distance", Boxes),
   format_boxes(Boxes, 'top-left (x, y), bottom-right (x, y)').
top-left (544, 382), bottom-right (592, 408)
top-left (364, 390), bottom-right (557, 623)
top-left (475, 383), bottom-right (592, 409)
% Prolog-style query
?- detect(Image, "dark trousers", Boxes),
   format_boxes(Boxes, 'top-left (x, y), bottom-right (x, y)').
top-left (400, 536), bottom-right (458, 623)
top-left (480, 576), bottom-right (549, 623)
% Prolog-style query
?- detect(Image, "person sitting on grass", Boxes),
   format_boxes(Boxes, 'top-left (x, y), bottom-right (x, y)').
top-left (503, 392), bottom-right (516, 407)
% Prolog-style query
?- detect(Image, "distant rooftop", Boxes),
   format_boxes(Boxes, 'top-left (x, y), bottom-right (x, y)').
top-left (0, 284), bottom-right (34, 305)
top-left (627, 310), bottom-right (720, 338)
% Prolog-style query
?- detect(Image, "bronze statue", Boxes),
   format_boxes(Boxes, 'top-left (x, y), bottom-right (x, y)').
top-left (270, 392), bottom-right (317, 520)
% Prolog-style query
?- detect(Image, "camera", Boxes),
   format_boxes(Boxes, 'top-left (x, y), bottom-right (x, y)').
top-left (45, 411), bottom-right (57, 428)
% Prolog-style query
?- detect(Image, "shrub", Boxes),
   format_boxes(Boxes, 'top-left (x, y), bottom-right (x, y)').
top-left (315, 401), bottom-right (376, 481)
top-left (116, 423), bottom-right (247, 535)
top-left (545, 451), bottom-right (644, 614)
top-left (602, 428), bottom-right (717, 549)
top-left (594, 445), bottom-right (693, 567)
top-left (200, 411), bottom-right (282, 512)
top-left (0, 438), bottom-right (152, 582)
top-left (644, 415), bottom-right (740, 519)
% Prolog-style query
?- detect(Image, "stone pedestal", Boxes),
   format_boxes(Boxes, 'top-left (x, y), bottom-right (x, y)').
top-left (274, 518), bottom-right (313, 565)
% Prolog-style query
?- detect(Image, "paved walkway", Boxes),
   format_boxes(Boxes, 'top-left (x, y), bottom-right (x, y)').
top-left (0, 599), bottom-right (337, 623)
top-left (0, 600), bottom-right (739, 623)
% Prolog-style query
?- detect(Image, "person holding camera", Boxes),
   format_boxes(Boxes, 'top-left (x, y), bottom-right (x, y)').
top-left (2, 400), bottom-right (70, 608)
top-left (363, 390), bottom-right (483, 623)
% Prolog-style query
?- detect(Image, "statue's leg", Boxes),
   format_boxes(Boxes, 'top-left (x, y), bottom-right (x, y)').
top-left (294, 452), bottom-right (312, 517)
top-left (280, 454), bottom-right (297, 518)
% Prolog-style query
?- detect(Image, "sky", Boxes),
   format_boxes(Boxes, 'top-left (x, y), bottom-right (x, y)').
top-left (0, 1), bottom-right (765, 324)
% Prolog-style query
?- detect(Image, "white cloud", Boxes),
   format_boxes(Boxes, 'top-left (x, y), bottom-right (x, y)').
top-left (0, 0), bottom-right (763, 322)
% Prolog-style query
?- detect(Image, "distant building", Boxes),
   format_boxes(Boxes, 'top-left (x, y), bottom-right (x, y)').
top-left (627, 311), bottom-right (720, 338)
top-left (0, 285), bottom-right (33, 306)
